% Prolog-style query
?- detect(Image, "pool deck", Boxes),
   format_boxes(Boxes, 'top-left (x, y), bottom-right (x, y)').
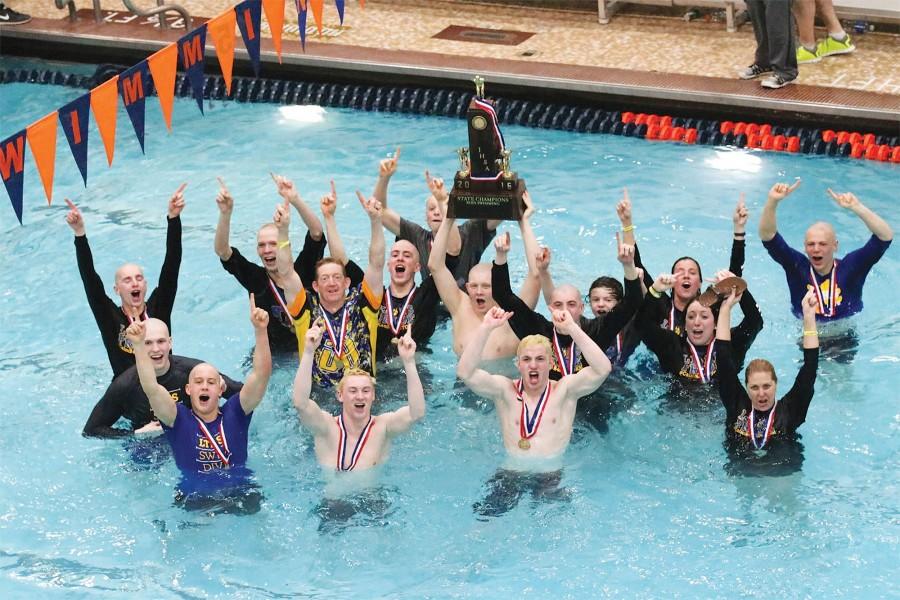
top-left (2, 0), bottom-right (899, 133)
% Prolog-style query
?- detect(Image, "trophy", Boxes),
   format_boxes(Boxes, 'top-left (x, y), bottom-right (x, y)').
top-left (447, 76), bottom-right (526, 220)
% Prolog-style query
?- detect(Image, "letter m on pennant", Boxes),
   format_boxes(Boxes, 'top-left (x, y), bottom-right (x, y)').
top-left (121, 70), bottom-right (144, 106)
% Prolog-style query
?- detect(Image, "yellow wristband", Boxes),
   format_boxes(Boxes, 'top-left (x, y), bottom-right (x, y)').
top-left (648, 286), bottom-right (661, 298)
top-left (803, 330), bottom-right (817, 336)
top-left (622, 225), bottom-right (636, 232)
top-left (278, 240), bottom-right (290, 249)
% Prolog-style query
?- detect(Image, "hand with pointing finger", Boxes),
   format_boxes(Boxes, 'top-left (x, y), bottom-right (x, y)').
top-left (215, 177), bottom-right (233, 216)
top-left (64, 198), bottom-right (85, 237)
top-left (249, 293), bottom-right (269, 329)
top-left (321, 180), bottom-right (338, 219)
top-left (767, 179), bottom-right (801, 203)
top-left (168, 183), bottom-right (188, 219)
top-left (379, 147), bottom-right (401, 178)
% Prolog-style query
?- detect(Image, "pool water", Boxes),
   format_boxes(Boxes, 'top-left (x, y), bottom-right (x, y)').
top-left (1, 74), bottom-right (898, 598)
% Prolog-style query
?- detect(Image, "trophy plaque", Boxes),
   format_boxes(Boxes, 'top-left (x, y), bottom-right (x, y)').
top-left (448, 76), bottom-right (526, 220)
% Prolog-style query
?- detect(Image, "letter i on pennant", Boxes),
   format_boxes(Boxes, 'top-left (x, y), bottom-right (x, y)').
top-left (58, 93), bottom-right (92, 186)
top-left (0, 130), bottom-right (26, 224)
top-left (235, 0), bottom-right (263, 77)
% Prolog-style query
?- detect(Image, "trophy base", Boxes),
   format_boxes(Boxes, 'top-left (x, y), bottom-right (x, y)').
top-left (447, 175), bottom-right (526, 221)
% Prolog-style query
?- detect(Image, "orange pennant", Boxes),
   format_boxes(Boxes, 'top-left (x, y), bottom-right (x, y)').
top-left (147, 43), bottom-right (178, 132)
top-left (208, 10), bottom-right (237, 96)
top-left (261, 0), bottom-right (284, 63)
top-left (359, 0), bottom-right (365, 8)
top-left (90, 76), bottom-right (118, 167)
top-left (310, 0), bottom-right (324, 34)
top-left (26, 111), bottom-right (58, 205)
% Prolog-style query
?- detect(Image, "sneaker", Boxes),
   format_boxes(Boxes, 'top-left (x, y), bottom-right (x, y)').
top-left (797, 45), bottom-right (821, 64)
top-left (0, 3), bottom-right (31, 25)
top-left (738, 64), bottom-right (773, 80)
top-left (760, 74), bottom-right (795, 89)
top-left (817, 34), bottom-right (855, 58)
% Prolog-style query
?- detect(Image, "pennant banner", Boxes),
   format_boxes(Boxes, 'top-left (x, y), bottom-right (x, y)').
top-left (236, 0), bottom-right (263, 77)
top-left (59, 93), bottom-right (91, 186)
top-left (335, 0), bottom-right (345, 25)
top-left (0, 131), bottom-right (26, 224)
top-left (90, 76), bottom-right (118, 167)
top-left (208, 10), bottom-right (237, 96)
top-left (118, 61), bottom-right (151, 153)
top-left (310, 0), bottom-right (325, 34)
top-left (148, 43), bottom-right (178, 132)
top-left (296, 0), bottom-right (308, 49)
top-left (179, 24), bottom-right (208, 113)
top-left (261, 0), bottom-right (285, 63)
top-left (26, 111), bottom-right (58, 205)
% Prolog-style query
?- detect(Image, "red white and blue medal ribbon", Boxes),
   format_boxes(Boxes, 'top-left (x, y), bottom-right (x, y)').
top-left (268, 277), bottom-right (294, 324)
top-left (321, 305), bottom-right (349, 358)
top-left (749, 403), bottom-right (778, 450)
top-left (686, 339), bottom-right (715, 383)
top-left (615, 333), bottom-right (623, 356)
top-left (125, 308), bottom-right (149, 324)
top-left (385, 286), bottom-right (416, 335)
top-left (516, 379), bottom-right (552, 440)
top-left (668, 305), bottom-right (677, 332)
top-left (809, 261), bottom-right (838, 317)
top-left (193, 413), bottom-right (231, 466)
top-left (336, 414), bottom-right (376, 472)
top-left (552, 331), bottom-right (577, 376)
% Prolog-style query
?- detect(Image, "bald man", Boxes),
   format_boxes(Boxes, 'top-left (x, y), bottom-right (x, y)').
top-left (65, 186), bottom-right (186, 378)
top-left (129, 296), bottom-right (271, 506)
top-left (759, 180), bottom-right (893, 320)
top-left (83, 319), bottom-right (242, 438)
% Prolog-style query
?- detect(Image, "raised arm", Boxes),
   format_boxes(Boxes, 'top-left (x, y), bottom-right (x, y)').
top-left (273, 173), bottom-right (324, 241)
top-left (800, 289), bottom-right (819, 350)
top-left (239, 294), bottom-right (273, 415)
top-left (292, 321), bottom-right (334, 434)
top-left (214, 177), bottom-right (234, 260)
top-left (320, 181), bottom-right (347, 265)
top-left (456, 307), bottom-right (515, 399)
top-left (617, 188), bottom-right (637, 247)
top-left (383, 330), bottom-right (426, 437)
top-left (125, 321), bottom-right (177, 426)
top-left (356, 191), bottom-right (386, 293)
top-left (535, 246), bottom-right (556, 306)
top-left (155, 184), bottom-right (186, 313)
top-left (553, 309), bottom-right (611, 399)
top-left (716, 288), bottom-right (741, 341)
top-left (828, 189), bottom-right (893, 242)
top-left (759, 179), bottom-right (801, 242)
top-left (730, 193), bottom-right (748, 276)
top-left (374, 148), bottom-right (402, 235)
top-left (274, 199), bottom-right (303, 302)
top-left (427, 211), bottom-right (464, 314)
top-left (66, 198), bottom-right (115, 314)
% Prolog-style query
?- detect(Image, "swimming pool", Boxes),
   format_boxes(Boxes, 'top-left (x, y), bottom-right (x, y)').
top-left (1, 68), bottom-right (898, 597)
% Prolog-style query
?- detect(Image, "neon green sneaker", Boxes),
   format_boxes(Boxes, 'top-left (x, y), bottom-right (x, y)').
top-left (797, 45), bottom-right (821, 64)
top-left (816, 34), bottom-right (856, 58)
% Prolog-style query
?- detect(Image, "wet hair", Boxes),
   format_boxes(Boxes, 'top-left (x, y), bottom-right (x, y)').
top-left (337, 368), bottom-right (376, 394)
top-left (745, 359), bottom-right (777, 384)
top-left (516, 334), bottom-right (552, 358)
top-left (670, 256), bottom-right (702, 282)
top-left (314, 257), bottom-right (346, 278)
top-left (588, 276), bottom-right (623, 302)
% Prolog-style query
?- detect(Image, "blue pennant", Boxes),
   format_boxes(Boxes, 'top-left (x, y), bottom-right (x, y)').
top-left (296, 0), bottom-right (307, 50)
top-left (335, 0), bottom-right (344, 25)
top-left (58, 92), bottom-right (91, 186)
top-left (118, 61), bottom-right (150, 153)
top-left (235, 0), bottom-right (263, 78)
top-left (178, 24), bottom-right (208, 114)
top-left (0, 130), bottom-right (26, 225)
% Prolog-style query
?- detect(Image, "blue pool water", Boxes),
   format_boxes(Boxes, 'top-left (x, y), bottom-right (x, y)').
top-left (1, 71), bottom-right (898, 598)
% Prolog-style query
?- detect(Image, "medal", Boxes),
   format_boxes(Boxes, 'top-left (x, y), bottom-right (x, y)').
top-left (193, 413), bottom-right (231, 468)
top-left (124, 307), bottom-right (149, 324)
top-left (686, 339), bottom-right (716, 384)
top-left (384, 286), bottom-right (416, 335)
top-left (809, 261), bottom-right (838, 318)
top-left (515, 379), bottom-right (552, 450)
top-left (320, 304), bottom-right (350, 358)
top-left (336, 413), bottom-right (376, 472)
top-left (552, 330), bottom-right (577, 376)
top-left (268, 277), bottom-right (295, 327)
top-left (749, 403), bottom-right (778, 450)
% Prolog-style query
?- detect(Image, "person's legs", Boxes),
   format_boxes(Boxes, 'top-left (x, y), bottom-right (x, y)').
top-left (739, 0), bottom-right (775, 79)
top-left (473, 469), bottom-right (525, 519)
top-left (793, 0), bottom-right (817, 49)
top-left (815, 0), bottom-right (855, 57)
top-left (760, 0), bottom-right (798, 87)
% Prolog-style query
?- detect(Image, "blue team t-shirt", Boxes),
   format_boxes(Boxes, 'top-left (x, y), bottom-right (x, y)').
top-left (162, 394), bottom-right (253, 494)
top-left (763, 232), bottom-right (891, 320)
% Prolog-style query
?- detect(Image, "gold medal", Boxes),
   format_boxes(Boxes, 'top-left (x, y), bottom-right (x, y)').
top-left (518, 438), bottom-right (531, 450)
